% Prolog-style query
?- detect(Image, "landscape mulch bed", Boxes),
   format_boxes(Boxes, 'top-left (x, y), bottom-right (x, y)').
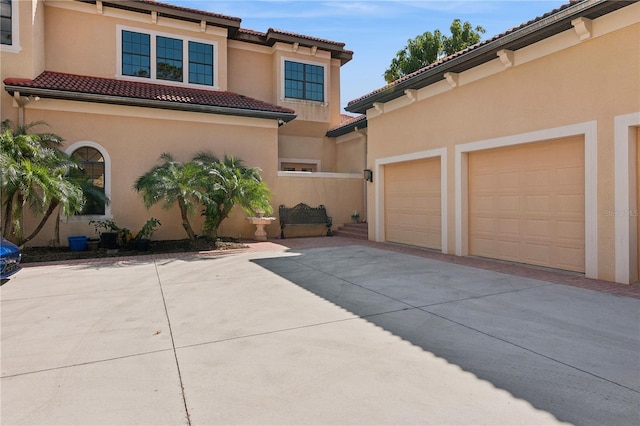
top-left (20, 238), bottom-right (248, 264)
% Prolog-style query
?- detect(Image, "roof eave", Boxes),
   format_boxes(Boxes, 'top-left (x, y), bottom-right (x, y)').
top-left (326, 117), bottom-right (368, 137)
top-left (4, 85), bottom-right (297, 123)
top-left (346, 0), bottom-right (625, 114)
top-left (76, 0), bottom-right (242, 34)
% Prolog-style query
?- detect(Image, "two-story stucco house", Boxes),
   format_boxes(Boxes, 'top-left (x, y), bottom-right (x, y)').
top-left (343, 0), bottom-right (639, 284)
top-left (1, 0), bottom-right (365, 244)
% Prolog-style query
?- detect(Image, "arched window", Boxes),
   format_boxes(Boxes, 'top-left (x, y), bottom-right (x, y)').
top-left (72, 146), bottom-right (105, 215)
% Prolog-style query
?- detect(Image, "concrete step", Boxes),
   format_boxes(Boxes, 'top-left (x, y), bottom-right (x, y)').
top-left (333, 222), bottom-right (368, 240)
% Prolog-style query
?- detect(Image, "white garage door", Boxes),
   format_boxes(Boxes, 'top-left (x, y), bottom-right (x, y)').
top-left (469, 137), bottom-right (585, 272)
top-left (384, 157), bottom-right (441, 250)
top-left (637, 130), bottom-right (639, 282)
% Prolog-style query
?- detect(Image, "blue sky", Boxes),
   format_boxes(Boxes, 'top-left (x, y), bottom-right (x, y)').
top-left (171, 1), bottom-right (568, 111)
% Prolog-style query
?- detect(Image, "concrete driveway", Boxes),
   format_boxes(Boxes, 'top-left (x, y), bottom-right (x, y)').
top-left (1, 241), bottom-right (639, 425)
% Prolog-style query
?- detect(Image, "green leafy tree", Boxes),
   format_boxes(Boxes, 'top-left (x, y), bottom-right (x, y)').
top-left (194, 152), bottom-right (272, 238)
top-left (134, 152), bottom-right (273, 242)
top-left (384, 19), bottom-right (486, 83)
top-left (0, 120), bottom-right (106, 246)
top-left (134, 153), bottom-right (212, 242)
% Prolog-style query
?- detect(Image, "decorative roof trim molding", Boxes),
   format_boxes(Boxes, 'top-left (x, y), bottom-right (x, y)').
top-left (497, 49), bottom-right (515, 68)
top-left (572, 17), bottom-right (593, 40)
top-left (444, 72), bottom-right (459, 88)
top-left (404, 89), bottom-right (418, 102)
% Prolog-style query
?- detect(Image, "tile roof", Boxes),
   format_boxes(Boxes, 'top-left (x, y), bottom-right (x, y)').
top-left (234, 28), bottom-right (353, 65)
top-left (3, 71), bottom-right (296, 121)
top-left (133, 0), bottom-right (241, 22)
top-left (326, 114), bottom-right (367, 138)
top-left (79, 1), bottom-right (352, 65)
top-left (346, 0), bottom-right (628, 112)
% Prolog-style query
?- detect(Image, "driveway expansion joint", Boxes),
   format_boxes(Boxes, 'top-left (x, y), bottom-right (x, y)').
top-left (154, 260), bottom-right (192, 426)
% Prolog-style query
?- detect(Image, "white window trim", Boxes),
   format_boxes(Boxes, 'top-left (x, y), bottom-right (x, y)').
top-left (280, 56), bottom-right (328, 106)
top-left (454, 121), bottom-right (598, 279)
top-left (374, 148), bottom-right (448, 253)
top-left (0, 0), bottom-right (20, 53)
top-left (64, 141), bottom-right (112, 221)
top-left (116, 24), bottom-right (218, 89)
top-left (614, 112), bottom-right (640, 284)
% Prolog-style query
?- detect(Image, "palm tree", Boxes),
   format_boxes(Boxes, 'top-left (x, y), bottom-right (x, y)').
top-left (194, 152), bottom-right (272, 238)
top-left (0, 120), bottom-right (102, 246)
top-left (134, 153), bottom-right (212, 242)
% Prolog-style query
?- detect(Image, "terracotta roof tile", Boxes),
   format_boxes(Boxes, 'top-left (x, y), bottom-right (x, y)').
top-left (267, 28), bottom-right (346, 48)
top-left (4, 71), bottom-right (295, 117)
top-left (326, 114), bottom-right (366, 137)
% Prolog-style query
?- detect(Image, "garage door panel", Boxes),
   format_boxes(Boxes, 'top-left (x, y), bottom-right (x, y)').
top-left (469, 137), bottom-right (584, 272)
top-left (524, 170), bottom-right (550, 187)
top-left (556, 195), bottom-right (584, 214)
top-left (522, 243), bottom-right (551, 265)
top-left (498, 195), bottom-right (520, 212)
top-left (385, 158), bottom-right (441, 250)
top-left (497, 172), bottom-right (520, 190)
top-left (525, 195), bottom-right (550, 212)
top-left (554, 246), bottom-right (585, 271)
top-left (497, 240), bottom-right (521, 259)
top-left (497, 218), bottom-right (520, 236)
top-left (523, 219), bottom-right (550, 239)
top-left (556, 166), bottom-right (583, 185)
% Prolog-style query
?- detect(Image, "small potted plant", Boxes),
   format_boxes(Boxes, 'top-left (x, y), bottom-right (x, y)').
top-left (132, 218), bottom-right (161, 251)
top-left (90, 219), bottom-right (120, 249)
top-left (351, 210), bottom-right (360, 224)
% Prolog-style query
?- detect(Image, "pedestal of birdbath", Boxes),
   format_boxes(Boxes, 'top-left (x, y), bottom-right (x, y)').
top-left (246, 216), bottom-right (276, 241)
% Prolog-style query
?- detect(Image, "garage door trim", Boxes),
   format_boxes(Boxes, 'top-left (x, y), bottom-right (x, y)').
top-left (375, 148), bottom-right (447, 252)
top-left (455, 121), bottom-right (598, 278)
top-left (614, 112), bottom-right (640, 284)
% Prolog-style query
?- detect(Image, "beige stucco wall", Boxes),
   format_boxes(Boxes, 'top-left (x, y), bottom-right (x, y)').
top-left (2, 0), bottom-right (359, 247)
top-left (0, 0), bottom-right (46, 125)
top-left (43, 2), bottom-right (229, 90)
top-left (364, 9), bottom-right (640, 283)
top-left (16, 100), bottom-right (279, 246)
top-left (336, 133), bottom-right (366, 174)
top-left (272, 174), bottom-right (364, 238)
top-left (227, 43), bottom-right (273, 102)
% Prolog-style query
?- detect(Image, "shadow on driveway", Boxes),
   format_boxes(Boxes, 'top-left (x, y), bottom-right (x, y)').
top-left (251, 244), bottom-right (640, 425)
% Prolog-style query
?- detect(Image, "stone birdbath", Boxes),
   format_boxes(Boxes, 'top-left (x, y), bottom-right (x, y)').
top-left (246, 210), bottom-right (276, 241)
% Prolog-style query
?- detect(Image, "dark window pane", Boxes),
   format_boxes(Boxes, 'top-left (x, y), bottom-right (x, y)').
top-left (0, 0), bottom-right (12, 45)
top-left (157, 36), bottom-right (183, 81)
top-left (122, 30), bottom-right (150, 77)
top-left (284, 60), bottom-right (324, 102)
top-left (188, 41), bottom-right (213, 86)
top-left (72, 147), bottom-right (106, 216)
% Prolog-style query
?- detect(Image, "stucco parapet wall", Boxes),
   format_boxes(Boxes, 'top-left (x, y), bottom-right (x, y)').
top-left (346, 0), bottom-right (633, 114)
top-left (277, 172), bottom-right (361, 179)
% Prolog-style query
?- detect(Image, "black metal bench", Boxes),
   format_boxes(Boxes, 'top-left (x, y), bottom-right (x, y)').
top-left (279, 203), bottom-right (332, 239)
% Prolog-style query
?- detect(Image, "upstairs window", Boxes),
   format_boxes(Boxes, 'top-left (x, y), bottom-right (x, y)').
top-left (189, 41), bottom-right (214, 86)
top-left (284, 60), bottom-right (324, 102)
top-left (122, 31), bottom-right (151, 78)
top-left (0, 0), bottom-right (17, 51)
top-left (157, 36), bottom-right (183, 82)
top-left (0, 0), bottom-right (13, 47)
top-left (118, 27), bottom-right (215, 87)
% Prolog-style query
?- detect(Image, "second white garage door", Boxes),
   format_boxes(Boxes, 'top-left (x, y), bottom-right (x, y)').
top-left (385, 157), bottom-right (441, 250)
top-left (468, 137), bottom-right (585, 272)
